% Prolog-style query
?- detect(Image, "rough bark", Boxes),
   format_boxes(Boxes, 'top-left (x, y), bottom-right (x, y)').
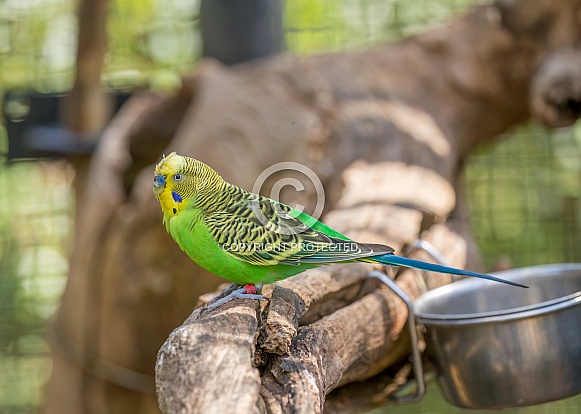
top-left (44, 1), bottom-right (581, 413)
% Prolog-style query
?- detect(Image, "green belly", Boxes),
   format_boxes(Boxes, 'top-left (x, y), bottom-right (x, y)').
top-left (168, 212), bottom-right (312, 285)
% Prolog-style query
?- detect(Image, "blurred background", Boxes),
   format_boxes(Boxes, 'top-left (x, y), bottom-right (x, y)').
top-left (0, 0), bottom-right (580, 413)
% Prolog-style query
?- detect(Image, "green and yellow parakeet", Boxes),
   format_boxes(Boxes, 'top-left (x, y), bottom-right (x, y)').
top-left (153, 153), bottom-right (526, 307)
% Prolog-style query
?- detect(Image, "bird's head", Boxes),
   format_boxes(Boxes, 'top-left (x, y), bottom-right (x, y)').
top-left (153, 152), bottom-right (224, 217)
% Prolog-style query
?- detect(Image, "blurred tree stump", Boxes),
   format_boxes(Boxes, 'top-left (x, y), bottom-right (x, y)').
top-left (43, 0), bottom-right (581, 413)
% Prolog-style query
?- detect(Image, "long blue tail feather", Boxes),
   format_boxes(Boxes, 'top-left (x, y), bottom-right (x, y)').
top-left (372, 255), bottom-right (528, 288)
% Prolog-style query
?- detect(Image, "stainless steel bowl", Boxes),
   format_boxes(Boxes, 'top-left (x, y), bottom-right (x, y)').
top-left (414, 263), bottom-right (581, 409)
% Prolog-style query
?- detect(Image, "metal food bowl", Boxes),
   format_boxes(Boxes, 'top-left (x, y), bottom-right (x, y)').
top-left (414, 263), bottom-right (581, 409)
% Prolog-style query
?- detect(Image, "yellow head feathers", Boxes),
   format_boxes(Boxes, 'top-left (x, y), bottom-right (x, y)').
top-left (153, 152), bottom-right (185, 178)
top-left (153, 152), bottom-right (224, 219)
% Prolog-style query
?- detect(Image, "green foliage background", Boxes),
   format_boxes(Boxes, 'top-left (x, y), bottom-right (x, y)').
top-left (0, 0), bottom-right (580, 412)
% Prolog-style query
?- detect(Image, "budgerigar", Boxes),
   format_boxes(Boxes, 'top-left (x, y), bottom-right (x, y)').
top-left (153, 153), bottom-right (526, 308)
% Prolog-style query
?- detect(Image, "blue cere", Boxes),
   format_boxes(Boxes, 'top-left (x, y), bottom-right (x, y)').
top-left (154, 175), bottom-right (165, 187)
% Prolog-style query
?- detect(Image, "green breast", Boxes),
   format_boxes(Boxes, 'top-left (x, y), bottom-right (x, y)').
top-left (167, 210), bottom-right (312, 285)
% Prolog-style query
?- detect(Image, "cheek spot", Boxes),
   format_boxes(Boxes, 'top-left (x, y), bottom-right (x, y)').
top-left (172, 191), bottom-right (183, 203)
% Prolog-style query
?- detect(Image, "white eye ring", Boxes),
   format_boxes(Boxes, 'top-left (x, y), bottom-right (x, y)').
top-left (173, 174), bottom-right (183, 181)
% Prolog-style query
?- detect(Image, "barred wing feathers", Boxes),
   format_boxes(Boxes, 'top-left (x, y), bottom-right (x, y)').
top-left (203, 192), bottom-right (394, 266)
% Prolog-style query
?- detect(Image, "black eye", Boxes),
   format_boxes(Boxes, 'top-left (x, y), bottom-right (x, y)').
top-left (173, 174), bottom-right (183, 181)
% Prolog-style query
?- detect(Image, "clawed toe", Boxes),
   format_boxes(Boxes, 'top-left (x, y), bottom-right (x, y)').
top-left (204, 284), bottom-right (266, 311)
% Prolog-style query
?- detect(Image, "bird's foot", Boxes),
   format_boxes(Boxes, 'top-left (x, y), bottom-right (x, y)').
top-left (204, 284), bottom-right (265, 311)
top-left (208, 282), bottom-right (241, 303)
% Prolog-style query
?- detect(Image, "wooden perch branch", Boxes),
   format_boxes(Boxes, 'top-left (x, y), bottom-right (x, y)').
top-left (156, 302), bottom-right (262, 413)
top-left (155, 253), bottom-right (441, 414)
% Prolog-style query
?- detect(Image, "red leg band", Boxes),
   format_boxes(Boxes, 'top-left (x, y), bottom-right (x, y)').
top-left (243, 284), bottom-right (257, 295)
